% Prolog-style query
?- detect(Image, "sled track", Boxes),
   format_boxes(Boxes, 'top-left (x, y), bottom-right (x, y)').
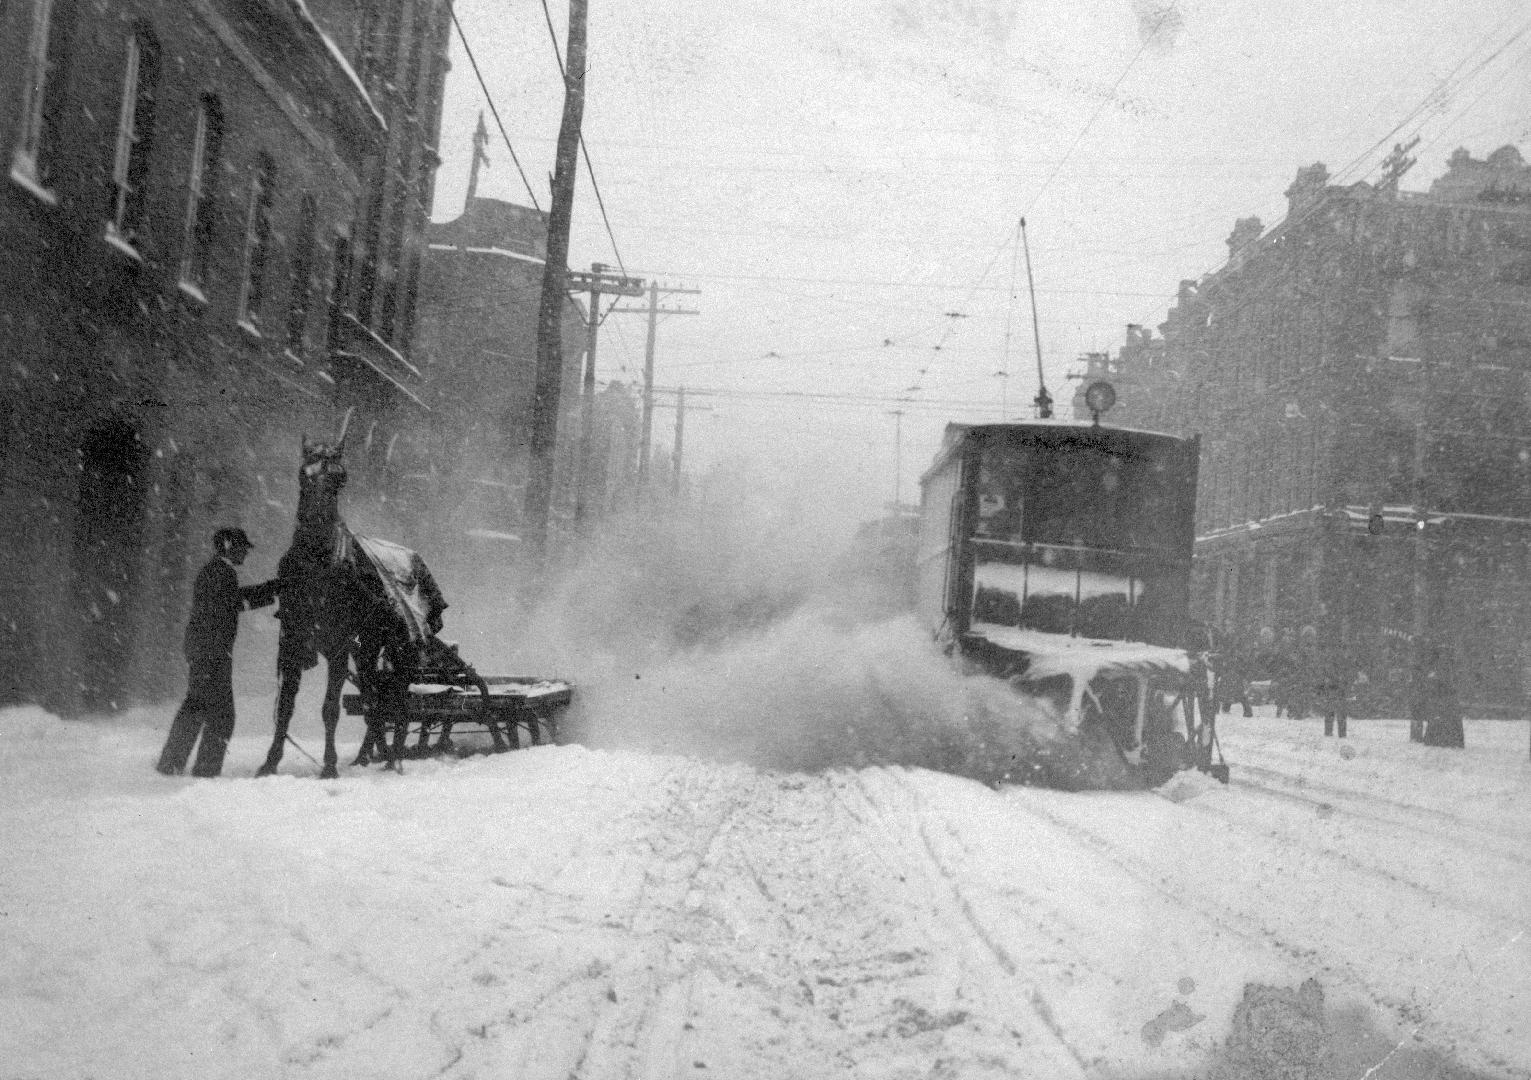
top-left (990, 784), bottom-right (1466, 1051)
top-left (1231, 764), bottom-right (1531, 873)
top-left (835, 769), bottom-right (1096, 1076)
top-left (559, 766), bottom-right (747, 1080)
top-left (1188, 785), bottom-right (1529, 935)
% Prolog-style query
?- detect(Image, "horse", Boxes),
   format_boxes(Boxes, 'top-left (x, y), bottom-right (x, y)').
top-left (256, 410), bottom-right (419, 778)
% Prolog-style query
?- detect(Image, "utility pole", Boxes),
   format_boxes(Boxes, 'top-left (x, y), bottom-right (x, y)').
top-left (464, 111), bottom-right (489, 211)
top-left (611, 281), bottom-right (699, 494)
top-left (566, 263), bottom-right (644, 530)
top-left (649, 388), bottom-right (713, 496)
top-left (887, 408), bottom-right (905, 508)
top-left (525, 0), bottom-right (587, 563)
top-left (673, 386), bottom-right (685, 495)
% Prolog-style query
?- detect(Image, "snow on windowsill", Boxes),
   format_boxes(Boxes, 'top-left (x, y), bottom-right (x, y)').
top-left (8, 156), bottom-right (58, 207)
top-left (102, 227), bottom-right (145, 264)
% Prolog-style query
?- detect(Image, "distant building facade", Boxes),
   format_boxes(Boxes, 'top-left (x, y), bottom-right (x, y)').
top-left (411, 194), bottom-right (601, 555)
top-left (0, 0), bottom-right (449, 713)
top-left (1113, 147), bottom-right (1531, 715)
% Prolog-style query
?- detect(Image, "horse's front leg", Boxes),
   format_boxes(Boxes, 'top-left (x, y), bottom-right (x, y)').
top-left (257, 669), bottom-right (302, 777)
top-left (320, 659), bottom-right (349, 779)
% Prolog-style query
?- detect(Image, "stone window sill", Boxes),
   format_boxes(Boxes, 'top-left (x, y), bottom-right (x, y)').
top-left (103, 227), bottom-right (145, 263)
top-left (8, 154), bottom-right (57, 207)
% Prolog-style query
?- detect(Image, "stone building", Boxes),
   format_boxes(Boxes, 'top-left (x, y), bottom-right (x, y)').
top-left (0, 0), bottom-right (449, 714)
top-left (1070, 325), bottom-right (1178, 432)
top-left (1117, 147), bottom-right (1531, 715)
top-left (413, 192), bottom-right (634, 558)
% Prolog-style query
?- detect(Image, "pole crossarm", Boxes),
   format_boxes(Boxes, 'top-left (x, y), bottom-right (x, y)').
top-left (607, 282), bottom-right (701, 494)
top-left (567, 270), bottom-right (646, 297)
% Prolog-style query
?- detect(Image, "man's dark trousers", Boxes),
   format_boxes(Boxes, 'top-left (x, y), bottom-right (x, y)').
top-left (157, 657), bottom-right (237, 776)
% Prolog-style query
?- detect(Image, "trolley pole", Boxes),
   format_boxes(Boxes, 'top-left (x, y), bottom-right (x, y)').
top-left (610, 281), bottom-right (699, 495)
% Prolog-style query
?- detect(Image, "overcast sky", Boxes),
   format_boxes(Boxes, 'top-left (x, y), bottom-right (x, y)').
top-left (433, 0), bottom-right (1531, 539)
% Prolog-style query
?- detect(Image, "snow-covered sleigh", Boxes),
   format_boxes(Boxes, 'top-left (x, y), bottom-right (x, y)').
top-left (337, 535), bottom-right (573, 763)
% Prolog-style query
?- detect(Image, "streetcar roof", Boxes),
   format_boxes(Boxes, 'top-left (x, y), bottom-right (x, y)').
top-left (919, 419), bottom-right (1193, 487)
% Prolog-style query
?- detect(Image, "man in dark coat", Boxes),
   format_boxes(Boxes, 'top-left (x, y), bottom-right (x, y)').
top-left (1315, 648), bottom-right (1355, 738)
top-left (156, 528), bottom-right (280, 777)
top-left (1415, 644), bottom-right (1466, 749)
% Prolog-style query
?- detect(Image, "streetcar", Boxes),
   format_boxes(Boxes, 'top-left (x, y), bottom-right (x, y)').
top-left (915, 389), bottom-right (1226, 785)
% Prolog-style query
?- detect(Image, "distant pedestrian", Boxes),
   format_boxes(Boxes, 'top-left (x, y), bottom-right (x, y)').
top-left (1314, 648), bottom-right (1355, 738)
top-left (1268, 628), bottom-right (1297, 717)
top-left (1216, 632), bottom-right (1254, 718)
top-left (1185, 621), bottom-right (1218, 726)
top-left (1414, 644), bottom-right (1466, 749)
top-left (156, 528), bottom-right (280, 777)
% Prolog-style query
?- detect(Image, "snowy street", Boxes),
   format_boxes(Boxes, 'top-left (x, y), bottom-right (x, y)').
top-left (2, 697), bottom-right (1527, 1079)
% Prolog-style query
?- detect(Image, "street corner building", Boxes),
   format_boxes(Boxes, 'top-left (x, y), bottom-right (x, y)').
top-left (0, 0), bottom-right (452, 715)
top-left (1077, 147), bottom-right (1531, 718)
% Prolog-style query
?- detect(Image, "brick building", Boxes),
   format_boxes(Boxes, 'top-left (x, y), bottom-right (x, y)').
top-left (0, 0), bottom-right (449, 714)
top-left (1108, 148), bottom-right (1531, 715)
top-left (413, 192), bottom-right (627, 556)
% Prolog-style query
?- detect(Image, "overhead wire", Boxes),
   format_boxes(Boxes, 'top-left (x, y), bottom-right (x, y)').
top-left (448, 4), bottom-right (541, 212)
top-left (536, 0), bottom-right (630, 277)
top-left (1108, 10), bottom-right (1531, 350)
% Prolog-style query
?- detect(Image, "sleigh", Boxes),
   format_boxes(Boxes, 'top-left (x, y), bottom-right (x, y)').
top-left (342, 642), bottom-right (572, 758)
top-left (339, 534), bottom-right (573, 762)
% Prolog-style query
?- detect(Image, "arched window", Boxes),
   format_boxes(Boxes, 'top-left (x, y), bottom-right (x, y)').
top-left (178, 94), bottom-right (224, 293)
top-left (106, 24), bottom-right (162, 252)
top-left (12, 0), bottom-right (79, 198)
top-left (237, 154), bottom-right (276, 330)
top-left (286, 193), bottom-right (319, 357)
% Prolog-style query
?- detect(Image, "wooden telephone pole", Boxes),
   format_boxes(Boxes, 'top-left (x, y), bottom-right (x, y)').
top-left (566, 262), bottom-right (645, 530)
top-left (611, 281), bottom-right (699, 494)
top-left (649, 387), bottom-right (713, 495)
top-left (525, 0), bottom-right (588, 562)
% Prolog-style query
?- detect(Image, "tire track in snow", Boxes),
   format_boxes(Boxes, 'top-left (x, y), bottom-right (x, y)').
top-left (836, 768), bottom-right (1094, 1076)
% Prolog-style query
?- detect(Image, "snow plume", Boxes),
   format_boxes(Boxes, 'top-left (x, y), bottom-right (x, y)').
top-left (483, 490), bottom-right (1142, 789)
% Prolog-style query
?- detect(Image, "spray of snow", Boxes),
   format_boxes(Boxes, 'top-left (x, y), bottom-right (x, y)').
top-left (421, 485), bottom-right (1146, 789)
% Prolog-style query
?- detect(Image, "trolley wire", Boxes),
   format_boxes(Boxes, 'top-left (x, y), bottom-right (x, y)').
top-left (448, 3), bottom-right (542, 213)
top-left (536, 0), bottom-right (631, 278)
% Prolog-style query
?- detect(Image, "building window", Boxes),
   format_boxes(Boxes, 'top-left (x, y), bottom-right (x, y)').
top-left (378, 170), bottom-right (410, 339)
top-left (397, 250), bottom-right (421, 352)
top-left (326, 232), bottom-right (353, 348)
top-left (13, 0), bottom-right (79, 199)
top-left (178, 94), bottom-right (223, 295)
top-left (237, 155), bottom-right (276, 332)
top-left (286, 193), bottom-right (319, 358)
top-left (106, 27), bottom-right (162, 252)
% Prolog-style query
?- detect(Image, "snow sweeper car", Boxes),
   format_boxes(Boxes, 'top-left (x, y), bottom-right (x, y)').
top-left (915, 397), bottom-right (1228, 786)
